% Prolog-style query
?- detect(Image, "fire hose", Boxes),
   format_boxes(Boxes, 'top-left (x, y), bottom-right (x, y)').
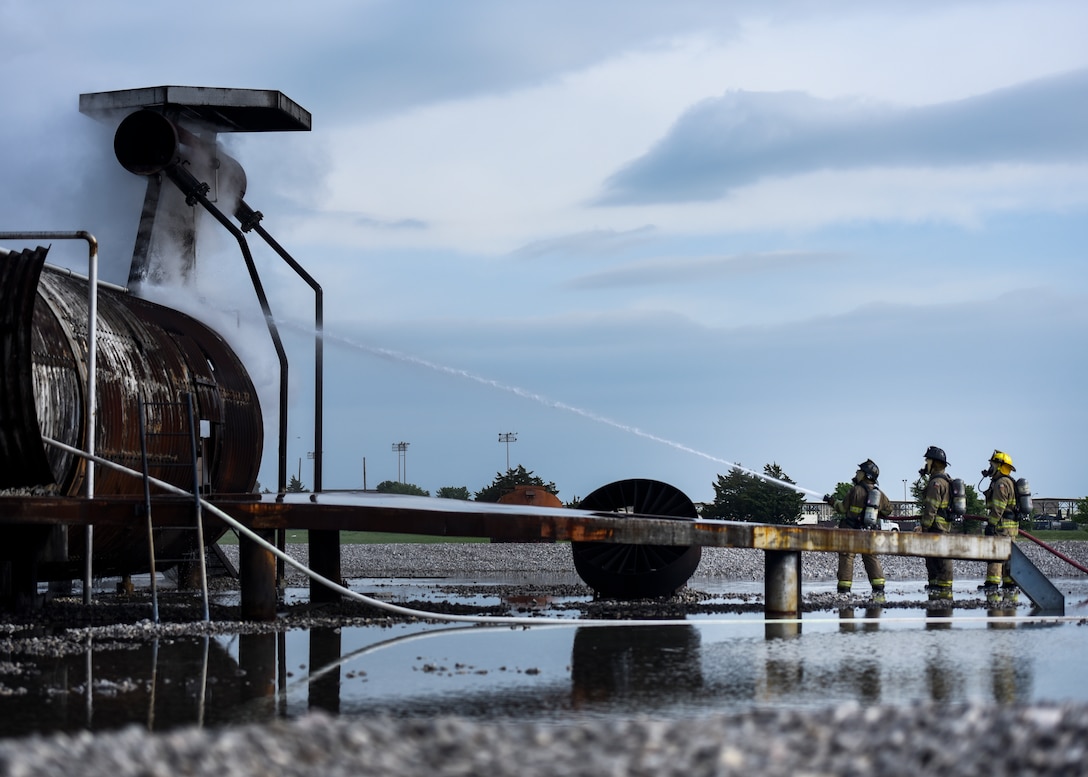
top-left (965, 514), bottom-right (1088, 575)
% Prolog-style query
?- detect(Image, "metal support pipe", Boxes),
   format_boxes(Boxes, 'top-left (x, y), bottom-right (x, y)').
top-left (0, 231), bottom-right (98, 604)
top-left (185, 393), bottom-right (210, 622)
top-left (308, 529), bottom-right (341, 604)
top-left (161, 166), bottom-right (291, 494)
top-left (237, 203), bottom-right (324, 494)
top-left (239, 529), bottom-right (279, 621)
top-left (236, 199), bottom-right (330, 600)
top-left (764, 550), bottom-right (802, 620)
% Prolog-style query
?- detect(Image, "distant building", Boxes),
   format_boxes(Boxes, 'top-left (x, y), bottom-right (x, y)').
top-left (803, 501), bottom-right (918, 525)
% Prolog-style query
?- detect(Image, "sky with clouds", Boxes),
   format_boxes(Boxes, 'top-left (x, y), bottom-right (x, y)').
top-left (3, 1), bottom-right (1087, 506)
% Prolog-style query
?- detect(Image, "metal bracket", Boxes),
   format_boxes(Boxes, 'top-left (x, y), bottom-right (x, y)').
top-left (1009, 543), bottom-right (1065, 614)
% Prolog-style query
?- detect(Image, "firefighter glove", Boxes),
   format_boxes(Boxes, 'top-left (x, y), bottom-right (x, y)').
top-left (984, 522), bottom-right (996, 536)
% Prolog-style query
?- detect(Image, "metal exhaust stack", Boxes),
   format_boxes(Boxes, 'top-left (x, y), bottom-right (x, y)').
top-left (112, 108), bottom-right (181, 176)
top-left (79, 87), bottom-right (319, 495)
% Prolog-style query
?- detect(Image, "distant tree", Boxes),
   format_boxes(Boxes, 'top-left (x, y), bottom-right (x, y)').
top-left (475, 465), bottom-right (558, 503)
top-left (286, 475), bottom-right (307, 493)
top-left (375, 480), bottom-right (430, 496)
top-left (965, 485), bottom-right (984, 516)
top-left (436, 485), bottom-right (471, 500)
top-left (702, 463), bottom-right (804, 525)
top-left (1072, 497), bottom-right (1088, 526)
top-left (911, 476), bottom-right (926, 505)
top-left (825, 481), bottom-right (853, 521)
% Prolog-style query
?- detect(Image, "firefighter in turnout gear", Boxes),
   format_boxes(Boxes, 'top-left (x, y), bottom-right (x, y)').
top-left (981, 450), bottom-right (1021, 599)
top-left (919, 446), bottom-right (955, 600)
top-left (823, 459), bottom-right (890, 600)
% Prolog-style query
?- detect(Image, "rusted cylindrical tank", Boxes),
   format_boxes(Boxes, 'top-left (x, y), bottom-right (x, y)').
top-left (0, 244), bottom-right (263, 577)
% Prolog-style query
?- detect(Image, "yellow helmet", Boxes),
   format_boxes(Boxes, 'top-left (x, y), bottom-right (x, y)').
top-left (990, 450), bottom-right (1016, 474)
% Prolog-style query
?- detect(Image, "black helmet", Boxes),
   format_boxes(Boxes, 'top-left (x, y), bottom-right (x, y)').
top-left (924, 446), bottom-right (948, 465)
top-left (858, 459), bottom-right (880, 483)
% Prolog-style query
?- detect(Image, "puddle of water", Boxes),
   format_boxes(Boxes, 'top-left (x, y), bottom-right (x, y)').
top-left (2, 579), bottom-right (1086, 738)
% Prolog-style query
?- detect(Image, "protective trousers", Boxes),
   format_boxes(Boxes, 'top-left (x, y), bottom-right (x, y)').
top-left (923, 525), bottom-right (953, 598)
top-left (985, 525), bottom-right (1019, 587)
top-left (837, 552), bottom-right (885, 593)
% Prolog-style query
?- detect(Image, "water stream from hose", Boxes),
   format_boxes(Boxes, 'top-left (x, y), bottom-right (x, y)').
top-left (312, 325), bottom-right (824, 498)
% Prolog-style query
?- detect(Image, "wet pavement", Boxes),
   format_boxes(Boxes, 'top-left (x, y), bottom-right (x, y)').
top-left (1, 575), bottom-right (1086, 739)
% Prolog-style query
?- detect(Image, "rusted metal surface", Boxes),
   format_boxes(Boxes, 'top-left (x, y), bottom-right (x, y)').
top-left (0, 246), bottom-right (263, 579)
top-left (0, 492), bottom-right (1013, 563)
top-left (0, 249), bottom-right (265, 497)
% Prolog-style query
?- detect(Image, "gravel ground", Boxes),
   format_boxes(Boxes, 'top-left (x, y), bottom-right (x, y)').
top-left (2, 704), bottom-right (1087, 777)
top-left (1, 540), bottom-right (1086, 776)
top-left (279, 538), bottom-right (1088, 585)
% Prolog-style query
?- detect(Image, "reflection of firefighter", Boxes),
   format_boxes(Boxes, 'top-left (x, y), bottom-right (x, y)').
top-left (987, 607), bottom-right (1029, 703)
top-left (838, 605), bottom-right (883, 633)
top-left (835, 607), bottom-right (883, 702)
top-left (980, 450), bottom-right (1027, 599)
top-left (824, 459), bottom-right (889, 600)
top-left (924, 649), bottom-right (960, 702)
top-left (918, 446), bottom-right (956, 600)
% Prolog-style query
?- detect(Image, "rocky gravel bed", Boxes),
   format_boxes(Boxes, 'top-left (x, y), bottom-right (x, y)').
top-left (2, 702), bottom-right (1086, 776)
top-left (272, 539), bottom-right (1088, 584)
top-left (1, 540), bottom-right (1085, 775)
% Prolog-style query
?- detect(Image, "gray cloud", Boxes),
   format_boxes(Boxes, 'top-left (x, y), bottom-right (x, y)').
top-left (354, 214), bottom-right (428, 231)
top-left (564, 250), bottom-right (845, 290)
top-left (512, 226), bottom-right (657, 259)
top-left (600, 69), bottom-right (1088, 204)
top-left (276, 1), bottom-right (752, 123)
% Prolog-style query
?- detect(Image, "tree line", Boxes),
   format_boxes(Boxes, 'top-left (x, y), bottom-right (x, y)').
top-left (283, 464), bottom-right (561, 504)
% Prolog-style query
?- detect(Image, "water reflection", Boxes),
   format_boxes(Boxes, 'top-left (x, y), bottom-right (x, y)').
top-left (236, 632), bottom-right (277, 724)
top-left (1, 635), bottom-right (237, 738)
top-left (309, 627), bottom-right (342, 715)
top-left (838, 606), bottom-right (883, 633)
top-left (837, 607), bottom-right (883, 701)
top-left (3, 591), bottom-right (1087, 737)
top-left (570, 625), bottom-right (703, 709)
top-left (765, 617), bottom-right (801, 641)
top-left (987, 605), bottom-right (1033, 703)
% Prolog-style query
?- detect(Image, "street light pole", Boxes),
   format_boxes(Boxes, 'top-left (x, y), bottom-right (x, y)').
top-left (391, 441), bottom-right (409, 483)
top-left (498, 432), bottom-right (517, 471)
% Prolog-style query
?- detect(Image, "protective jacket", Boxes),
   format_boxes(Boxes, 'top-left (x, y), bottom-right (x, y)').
top-left (985, 475), bottom-right (1018, 532)
top-left (984, 473), bottom-right (1019, 587)
top-left (834, 481), bottom-right (892, 530)
top-left (921, 473), bottom-right (951, 532)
